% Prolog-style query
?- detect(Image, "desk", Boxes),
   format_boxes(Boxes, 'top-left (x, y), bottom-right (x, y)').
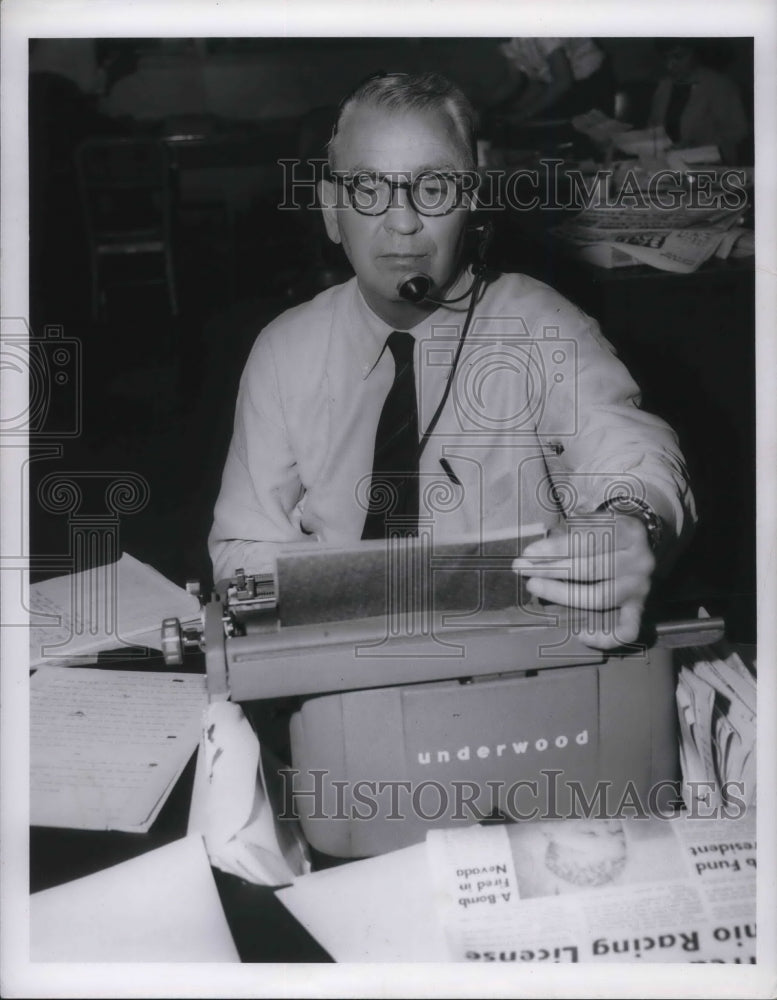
top-left (29, 633), bottom-right (755, 963)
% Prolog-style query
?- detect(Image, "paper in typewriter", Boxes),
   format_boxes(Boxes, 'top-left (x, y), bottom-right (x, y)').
top-left (275, 526), bottom-right (546, 628)
top-left (31, 667), bottom-right (206, 831)
top-left (426, 813), bottom-right (756, 963)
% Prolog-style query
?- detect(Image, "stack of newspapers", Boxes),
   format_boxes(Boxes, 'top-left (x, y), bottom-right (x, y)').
top-left (550, 203), bottom-right (750, 272)
top-left (676, 632), bottom-right (756, 811)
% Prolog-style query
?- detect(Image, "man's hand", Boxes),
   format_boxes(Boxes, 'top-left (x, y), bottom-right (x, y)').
top-left (512, 514), bottom-right (656, 649)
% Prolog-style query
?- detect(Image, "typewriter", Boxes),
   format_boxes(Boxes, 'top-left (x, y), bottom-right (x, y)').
top-left (162, 535), bottom-right (723, 857)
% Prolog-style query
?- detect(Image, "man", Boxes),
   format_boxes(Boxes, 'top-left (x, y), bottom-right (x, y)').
top-left (209, 71), bottom-right (695, 649)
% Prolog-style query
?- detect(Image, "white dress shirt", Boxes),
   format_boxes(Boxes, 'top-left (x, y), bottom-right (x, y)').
top-left (209, 270), bottom-right (695, 581)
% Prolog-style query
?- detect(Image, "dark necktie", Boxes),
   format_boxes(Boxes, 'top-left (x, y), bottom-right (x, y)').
top-left (361, 331), bottom-right (419, 539)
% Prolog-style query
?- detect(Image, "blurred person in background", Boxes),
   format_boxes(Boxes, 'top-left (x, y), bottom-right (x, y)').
top-left (648, 39), bottom-right (749, 164)
top-left (486, 38), bottom-right (615, 122)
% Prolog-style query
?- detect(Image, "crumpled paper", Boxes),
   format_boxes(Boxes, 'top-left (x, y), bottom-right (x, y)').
top-left (199, 701), bottom-right (311, 885)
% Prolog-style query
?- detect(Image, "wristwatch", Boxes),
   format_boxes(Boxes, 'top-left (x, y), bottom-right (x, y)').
top-left (597, 495), bottom-right (665, 553)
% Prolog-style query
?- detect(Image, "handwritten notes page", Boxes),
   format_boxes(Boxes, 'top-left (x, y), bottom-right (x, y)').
top-left (31, 667), bottom-right (206, 832)
top-left (29, 552), bottom-right (200, 667)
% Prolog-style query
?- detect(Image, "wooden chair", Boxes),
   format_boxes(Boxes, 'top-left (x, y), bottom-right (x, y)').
top-left (75, 136), bottom-right (178, 320)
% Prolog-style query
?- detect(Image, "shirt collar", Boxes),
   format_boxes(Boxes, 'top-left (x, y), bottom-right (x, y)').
top-left (352, 283), bottom-right (394, 378)
top-left (353, 267), bottom-right (474, 380)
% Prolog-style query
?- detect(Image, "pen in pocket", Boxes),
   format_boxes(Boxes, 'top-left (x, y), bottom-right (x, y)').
top-left (439, 458), bottom-right (462, 486)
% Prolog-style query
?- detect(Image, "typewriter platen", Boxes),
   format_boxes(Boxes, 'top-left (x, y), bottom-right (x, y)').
top-left (162, 536), bottom-right (724, 701)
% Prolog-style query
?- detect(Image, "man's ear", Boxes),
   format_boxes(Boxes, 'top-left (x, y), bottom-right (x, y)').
top-left (318, 179), bottom-right (342, 245)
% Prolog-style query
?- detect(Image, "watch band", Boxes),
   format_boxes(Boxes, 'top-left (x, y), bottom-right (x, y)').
top-left (596, 495), bottom-right (664, 553)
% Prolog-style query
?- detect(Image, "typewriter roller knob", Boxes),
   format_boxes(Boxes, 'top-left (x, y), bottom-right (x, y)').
top-left (161, 617), bottom-right (184, 666)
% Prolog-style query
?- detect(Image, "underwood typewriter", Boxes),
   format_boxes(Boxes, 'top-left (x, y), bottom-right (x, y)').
top-left (162, 535), bottom-right (723, 856)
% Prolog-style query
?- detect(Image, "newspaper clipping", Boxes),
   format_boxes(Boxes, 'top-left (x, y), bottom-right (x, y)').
top-left (427, 813), bottom-right (756, 964)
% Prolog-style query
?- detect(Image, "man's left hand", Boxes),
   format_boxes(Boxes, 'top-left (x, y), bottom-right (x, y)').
top-left (512, 513), bottom-right (656, 649)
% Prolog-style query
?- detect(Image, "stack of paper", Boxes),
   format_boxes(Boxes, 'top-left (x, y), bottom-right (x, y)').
top-left (676, 640), bottom-right (756, 811)
top-left (551, 204), bottom-right (747, 273)
top-left (31, 666), bottom-right (206, 832)
top-left (29, 552), bottom-right (200, 667)
top-left (612, 124), bottom-right (674, 157)
top-left (570, 108), bottom-right (634, 150)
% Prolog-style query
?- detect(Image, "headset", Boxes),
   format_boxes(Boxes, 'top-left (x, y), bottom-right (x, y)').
top-left (397, 219), bottom-right (495, 306)
top-left (401, 218), bottom-right (496, 460)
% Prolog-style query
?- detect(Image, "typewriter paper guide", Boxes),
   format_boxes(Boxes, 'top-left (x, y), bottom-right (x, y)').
top-left (275, 528), bottom-right (546, 628)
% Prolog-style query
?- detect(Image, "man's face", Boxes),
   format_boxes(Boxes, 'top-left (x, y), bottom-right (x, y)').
top-left (320, 105), bottom-right (475, 324)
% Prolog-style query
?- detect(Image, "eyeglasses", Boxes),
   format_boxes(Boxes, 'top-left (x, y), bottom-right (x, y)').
top-left (332, 170), bottom-right (478, 217)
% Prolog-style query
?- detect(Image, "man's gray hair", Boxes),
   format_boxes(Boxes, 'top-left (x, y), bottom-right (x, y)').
top-left (327, 71), bottom-right (478, 170)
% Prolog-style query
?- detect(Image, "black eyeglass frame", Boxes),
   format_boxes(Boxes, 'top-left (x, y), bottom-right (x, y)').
top-left (330, 169), bottom-right (480, 217)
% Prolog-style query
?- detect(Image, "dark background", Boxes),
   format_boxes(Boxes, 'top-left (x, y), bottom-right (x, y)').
top-left (27, 36), bottom-right (756, 641)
